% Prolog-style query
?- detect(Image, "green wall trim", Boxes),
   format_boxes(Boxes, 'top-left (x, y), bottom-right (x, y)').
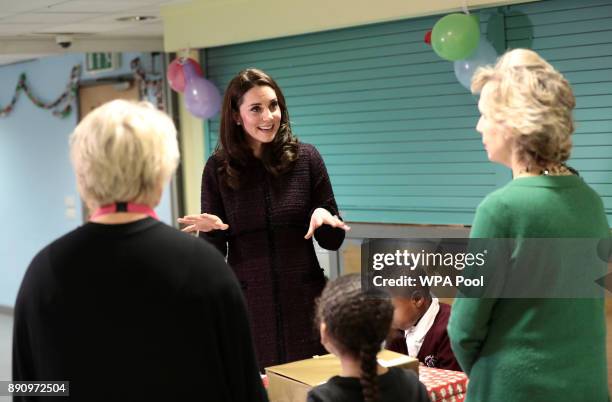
top-left (203, 0), bottom-right (612, 226)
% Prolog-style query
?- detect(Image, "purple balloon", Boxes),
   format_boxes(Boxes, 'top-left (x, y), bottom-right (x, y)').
top-left (183, 60), bottom-right (197, 81)
top-left (183, 62), bottom-right (221, 119)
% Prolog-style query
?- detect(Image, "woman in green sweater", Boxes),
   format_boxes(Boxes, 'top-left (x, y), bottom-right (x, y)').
top-left (448, 49), bottom-right (610, 401)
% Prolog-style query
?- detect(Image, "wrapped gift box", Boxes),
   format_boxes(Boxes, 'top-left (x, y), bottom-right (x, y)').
top-left (419, 365), bottom-right (468, 402)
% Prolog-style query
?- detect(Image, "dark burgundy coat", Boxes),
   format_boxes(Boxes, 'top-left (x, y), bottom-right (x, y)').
top-left (200, 143), bottom-right (345, 369)
top-left (386, 302), bottom-right (461, 371)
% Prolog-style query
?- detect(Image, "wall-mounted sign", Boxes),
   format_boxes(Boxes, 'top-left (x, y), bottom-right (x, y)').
top-left (85, 52), bottom-right (121, 73)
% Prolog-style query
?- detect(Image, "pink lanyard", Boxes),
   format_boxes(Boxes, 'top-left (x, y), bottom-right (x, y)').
top-left (90, 202), bottom-right (159, 221)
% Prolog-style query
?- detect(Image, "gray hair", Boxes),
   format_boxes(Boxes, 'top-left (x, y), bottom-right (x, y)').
top-left (472, 48), bottom-right (575, 169)
top-left (70, 100), bottom-right (179, 209)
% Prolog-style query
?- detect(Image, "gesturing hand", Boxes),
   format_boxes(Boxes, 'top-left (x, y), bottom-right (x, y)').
top-left (177, 213), bottom-right (229, 233)
top-left (304, 208), bottom-right (350, 239)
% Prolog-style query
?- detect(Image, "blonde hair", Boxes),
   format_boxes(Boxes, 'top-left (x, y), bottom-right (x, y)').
top-left (471, 48), bottom-right (575, 170)
top-left (70, 100), bottom-right (179, 209)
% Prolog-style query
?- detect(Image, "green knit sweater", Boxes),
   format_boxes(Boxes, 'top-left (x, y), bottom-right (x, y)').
top-left (448, 175), bottom-right (610, 402)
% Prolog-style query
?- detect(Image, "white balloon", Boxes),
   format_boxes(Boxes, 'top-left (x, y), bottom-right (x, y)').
top-left (454, 37), bottom-right (498, 90)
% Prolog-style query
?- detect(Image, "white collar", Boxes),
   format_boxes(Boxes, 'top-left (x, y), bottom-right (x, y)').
top-left (404, 297), bottom-right (439, 357)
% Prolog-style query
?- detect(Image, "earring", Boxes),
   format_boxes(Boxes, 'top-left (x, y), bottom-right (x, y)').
top-left (236, 122), bottom-right (241, 126)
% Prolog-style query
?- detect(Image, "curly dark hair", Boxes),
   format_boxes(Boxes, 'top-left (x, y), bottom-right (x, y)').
top-left (215, 68), bottom-right (299, 189)
top-left (315, 274), bottom-right (394, 402)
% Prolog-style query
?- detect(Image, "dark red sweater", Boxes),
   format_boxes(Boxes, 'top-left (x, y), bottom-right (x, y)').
top-left (387, 302), bottom-right (461, 371)
top-left (200, 143), bottom-right (345, 369)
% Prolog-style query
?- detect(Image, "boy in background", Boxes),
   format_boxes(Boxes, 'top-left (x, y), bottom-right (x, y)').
top-left (386, 278), bottom-right (461, 371)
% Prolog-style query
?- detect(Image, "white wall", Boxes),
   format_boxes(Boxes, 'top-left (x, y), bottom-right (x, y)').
top-left (0, 52), bottom-right (173, 307)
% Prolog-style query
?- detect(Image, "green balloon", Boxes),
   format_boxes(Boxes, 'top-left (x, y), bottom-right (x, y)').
top-left (432, 13), bottom-right (480, 61)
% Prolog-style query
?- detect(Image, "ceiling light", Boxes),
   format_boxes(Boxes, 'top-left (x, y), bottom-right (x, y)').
top-left (116, 16), bottom-right (156, 22)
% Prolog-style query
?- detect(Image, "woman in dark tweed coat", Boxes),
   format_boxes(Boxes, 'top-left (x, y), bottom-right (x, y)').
top-left (178, 68), bottom-right (349, 369)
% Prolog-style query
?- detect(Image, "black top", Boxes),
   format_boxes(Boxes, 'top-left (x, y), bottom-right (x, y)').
top-left (13, 218), bottom-right (268, 402)
top-left (306, 367), bottom-right (430, 402)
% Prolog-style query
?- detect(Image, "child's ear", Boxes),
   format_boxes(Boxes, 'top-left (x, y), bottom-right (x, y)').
top-left (319, 322), bottom-right (328, 343)
top-left (413, 295), bottom-right (426, 308)
top-left (320, 322), bottom-right (337, 356)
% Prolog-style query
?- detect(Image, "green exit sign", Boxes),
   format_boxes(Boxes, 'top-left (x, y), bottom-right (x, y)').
top-left (86, 52), bottom-right (120, 73)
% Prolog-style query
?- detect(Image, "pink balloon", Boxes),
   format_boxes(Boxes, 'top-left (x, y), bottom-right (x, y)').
top-left (166, 58), bottom-right (203, 93)
top-left (167, 60), bottom-right (185, 92)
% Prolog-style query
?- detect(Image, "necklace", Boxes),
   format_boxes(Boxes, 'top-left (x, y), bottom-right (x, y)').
top-left (90, 202), bottom-right (159, 221)
top-left (514, 169), bottom-right (548, 178)
top-left (514, 164), bottom-right (577, 179)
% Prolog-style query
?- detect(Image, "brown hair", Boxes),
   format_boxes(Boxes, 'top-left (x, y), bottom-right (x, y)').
top-left (316, 274), bottom-right (393, 402)
top-left (216, 68), bottom-right (298, 189)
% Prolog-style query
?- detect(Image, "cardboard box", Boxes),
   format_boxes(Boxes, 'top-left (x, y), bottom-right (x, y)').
top-left (265, 349), bottom-right (419, 402)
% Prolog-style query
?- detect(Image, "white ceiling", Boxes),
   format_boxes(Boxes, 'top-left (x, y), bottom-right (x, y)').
top-left (0, 0), bottom-right (190, 65)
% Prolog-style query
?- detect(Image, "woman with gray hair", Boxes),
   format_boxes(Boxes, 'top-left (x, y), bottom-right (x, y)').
top-left (12, 100), bottom-right (268, 401)
top-left (448, 49), bottom-right (609, 401)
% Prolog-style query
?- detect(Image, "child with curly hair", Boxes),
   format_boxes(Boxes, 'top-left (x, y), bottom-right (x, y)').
top-left (307, 274), bottom-right (429, 402)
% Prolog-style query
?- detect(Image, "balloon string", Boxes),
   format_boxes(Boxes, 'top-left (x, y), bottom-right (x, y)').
top-left (462, 0), bottom-right (470, 14)
top-left (178, 48), bottom-right (192, 63)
